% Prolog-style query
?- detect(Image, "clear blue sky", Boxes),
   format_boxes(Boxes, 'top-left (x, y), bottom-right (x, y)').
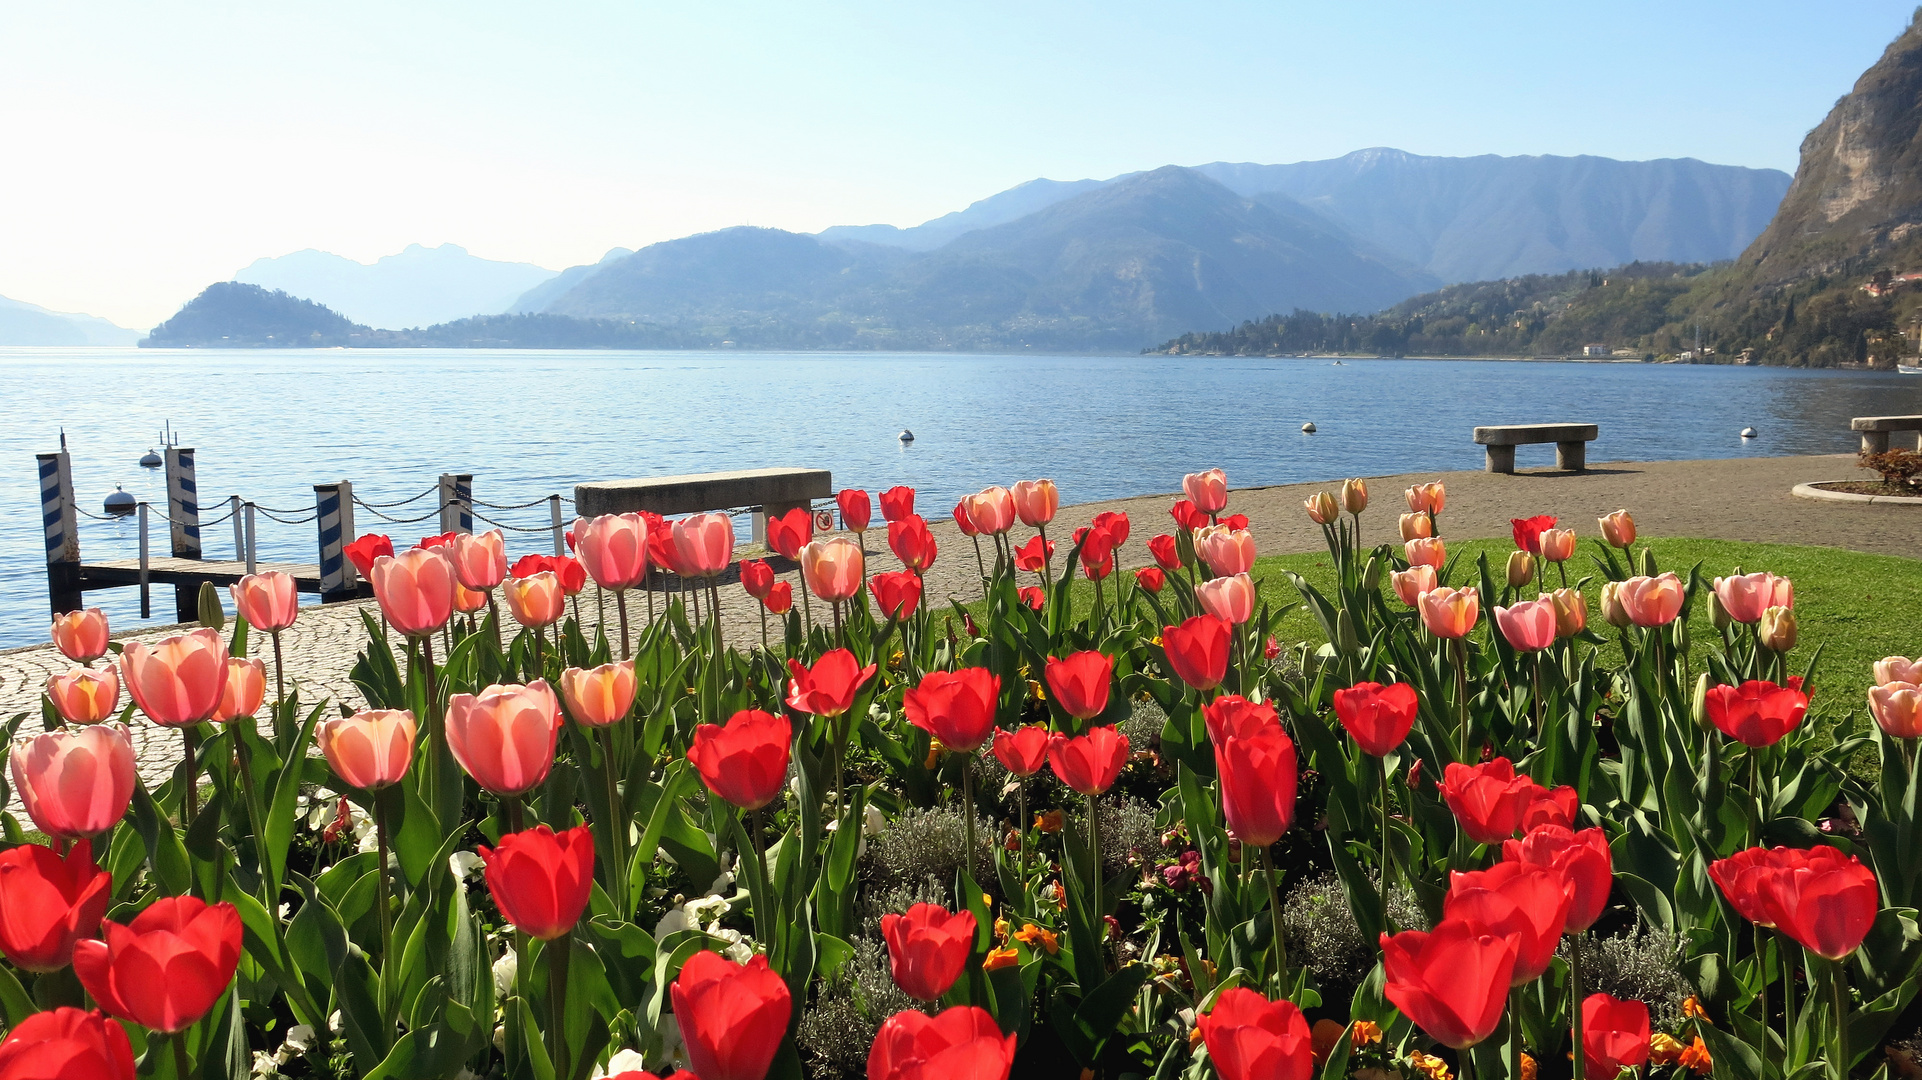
top-left (1, 0), bottom-right (1915, 326)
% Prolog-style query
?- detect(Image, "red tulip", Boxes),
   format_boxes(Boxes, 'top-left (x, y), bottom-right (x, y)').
top-left (1196, 988), bottom-right (1312, 1080)
top-left (1766, 845), bottom-right (1878, 959)
top-left (904, 668), bottom-right (1000, 752)
top-left (1044, 651), bottom-right (1113, 720)
top-left (74, 896), bottom-right (241, 1034)
top-left (1494, 598), bottom-right (1557, 652)
top-left (765, 506), bottom-right (813, 561)
top-left (1163, 614), bottom-right (1231, 692)
top-left (1011, 479), bottom-right (1059, 527)
top-left (673, 513), bottom-right (735, 578)
top-left (418, 531), bottom-right (459, 550)
top-left (801, 538), bottom-right (864, 602)
top-left (785, 649), bottom-right (877, 718)
top-left (1509, 515), bottom-right (1556, 554)
top-left (1331, 681), bottom-right (1419, 756)
top-left (230, 570), bottom-right (299, 632)
top-left (1136, 567), bottom-right (1165, 593)
top-left (763, 581), bottom-right (793, 614)
top-left (0, 1007), bottom-right (134, 1080)
top-left (560, 662), bottom-right (638, 728)
top-left (0, 840), bottom-right (110, 972)
top-left (888, 515), bottom-right (938, 571)
top-left (740, 558), bottom-right (775, 601)
top-left (646, 520), bottom-right (682, 576)
top-left (869, 570), bottom-right (924, 621)
top-left (510, 553), bottom-right (550, 579)
top-left (49, 608), bottom-right (109, 664)
top-left (1215, 726), bottom-right (1298, 846)
top-left (881, 903), bottom-right (977, 1001)
top-left (689, 709), bottom-right (792, 811)
top-left (1503, 825), bottom-right (1611, 932)
top-left (1203, 694), bottom-right (1280, 743)
top-left (10, 723), bottom-right (136, 841)
top-left (1094, 510), bottom-right (1131, 547)
top-left (1170, 499), bottom-right (1210, 532)
top-left (1439, 758), bottom-right (1537, 844)
top-left (1148, 533), bottom-right (1182, 570)
top-left (1183, 468), bottom-right (1228, 514)
top-left (1381, 919), bottom-right (1517, 1049)
top-left (951, 500), bottom-right (980, 537)
top-left (1518, 782), bottom-right (1578, 832)
top-left (1016, 586), bottom-right (1045, 610)
top-left (1582, 993), bottom-right (1651, 1079)
top-left (478, 824), bottom-right (594, 941)
top-left (837, 489), bottom-right (872, 532)
top-left (370, 547), bottom-right (458, 637)
top-left (121, 627), bottom-right (225, 727)
top-left (1445, 861), bottom-right (1572, 982)
top-left (1047, 726), bottom-right (1129, 795)
top-left (1705, 680), bottom-right (1808, 747)
top-left (867, 1005), bottom-right (1015, 1080)
top-left (317, 708), bottom-right (416, 791)
top-left (672, 950), bottom-right (792, 1080)
top-left (573, 514), bottom-right (649, 591)
top-left (45, 664), bottom-right (120, 725)
top-left (1708, 846), bottom-right (1800, 928)
top-left (992, 726), bottom-right (1051, 777)
top-left (879, 486), bottom-right (916, 523)
top-left (343, 533), bottom-right (394, 578)
top-left (446, 680), bottom-right (563, 796)
top-left (1013, 535), bottom-right (1054, 573)
top-left (1073, 524), bottom-right (1116, 573)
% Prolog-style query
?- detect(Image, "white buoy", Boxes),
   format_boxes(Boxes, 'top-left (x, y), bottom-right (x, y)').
top-left (104, 485), bottom-right (136, 516)
top-left (1741, 427), bottom-right (1758, 438)
top-left (1301, 422), bottom-right (1317, 434)
top-left (138, 449), bottom-right (161, 468)
top-left (899, 429), bottom-right (915, 443)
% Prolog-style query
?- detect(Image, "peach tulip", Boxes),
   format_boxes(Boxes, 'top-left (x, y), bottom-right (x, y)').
top-left (1341, 478), bottom-right (1368, 515)
top-left (1195, 573), bottom-right (1255, 625)
top-left (1875, 656), bottom-right (1922, 686)
top-left (573, 514), bottom-right (649, 592)
top-left (1599, 581), bottom-right (1632, 628)
top-left (1392, 566), bottom-right (1436, 607)
top-left (1196, 527), bottom-right (1257, 578)
top-left (1011, 480), bottom-right (1059, 527)
top-left (210, 658), bottom-right (266, 722)
top-left (1618, 574), bottom-right (1685, 628)
top-left (1303, 492), bottom-right (1339, 525)
top-left (1548, 588), bottom-right (1587, 638)
top-left (230, 570), bottom-right (298, 633)
top-left (1183, 469), bottom-right (1228, 514)
top-left (672, 513), bottom-right (735, 578)
top-left (449, 530), bottom-right (508, 591)
top-left (10, 724), bottom-right (136, 840)
top-left (1505, 550), bottom-right (1534, 588)
top-left (1399, 512), bottom-right (1432, 541)
top-left (1537, 529), bottom-right (1576, 564)
top-left (317, 709), bottom-right (416, 791)
top-left (1494, 598), bottom-right (1557, 651)
top-left (447, 681), bottom-right (563, 796)
top-left (1418, 587), bottom-right (1480, 639)
top-left (1871, 682), bottom-right (1922, 739)
top-left (46, 666), bottom-right (120, 725)
top-left (121, 628), bottom-right (225, 728)
top-left (50, 609), bottom-right (110, 663)
top-left (560, 662), bottom-right (638, 728)
top-left (962, 487), bottom-right (1015, 536)
top-left (802, 538), bottom-right (865, 602)
top-left (369, 548), bottom-right (458, 637)
top-left (1405, 482), bottom-right (1446, 515)
top-left (453, 583), bottom-right (489, 614)
top-left (1404, 538), bottom-right (1446, 569)
top-left (1712, 572), bottom-right (1793, 625)
top-left (1598, 510), bottom-right (1636, 549)
top-left (1760, 606), bottom-right (1797, 652)
top-left (502, 571), bottom-right (566, 629)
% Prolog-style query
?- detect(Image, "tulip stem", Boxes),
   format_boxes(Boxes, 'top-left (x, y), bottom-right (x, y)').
top-left (1831, 959), bottom-right (1848, 1080)
top-left (1017, 779), bottom-right (1029, 914)
top-left (600, 726), bottom-right (627, 914)
top-left (1570, 934), bottom-right (1586, 1080)
top-left (420, 633), bottom-right (441, 814)
top-left (1037, 524), bottom-right (1053, 592)
top-left (970, 535), bottom-right (987, 598)
top-left (617, 590), bottom-right (631, 661)
top-left (747, 808), bottom-right (773, 948)
top-left (962, 757), bottom-right (978, 881)
top-left (1453, 637), bottom-right (1471, 761)
top-left (1258, 846), bottom-right (1288, 991)
top-left (1089, 793), bottom-right (1103, 923)
top-left (1756, 922), bottom-right (1770, 1047)
top-left (270, 629), bottom-right (286, 718)
top-left (172, 1032), bottom-right (191, 1079)
top-left (1379, 755), bottom-right (1392, 941)
top-left (1509, 986), bottom-right (1522, 1080)
top-left (375, 789), bottom-right (393, 967)
top-left (548, 930), bottom-right (573, 1080)
top-left (181, 726), bottom-right (201, 827)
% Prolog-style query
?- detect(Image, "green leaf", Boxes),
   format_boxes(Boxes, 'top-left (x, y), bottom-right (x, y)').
top-left (263, 701), bottom-right (325, 894)
top-left (0, 967), bottom-right (32, 1027)
top-left (334, 947), bottom-right (392, 1067)
top-left (129, 780), bottom-right (192, 896)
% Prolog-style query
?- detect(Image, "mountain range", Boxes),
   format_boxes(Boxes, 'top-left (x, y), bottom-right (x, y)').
top-left (234, 243), bottom-right (557, 329)
top-left (0, 294), bottom-right (139, 346)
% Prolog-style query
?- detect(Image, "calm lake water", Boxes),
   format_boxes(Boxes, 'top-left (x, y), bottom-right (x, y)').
top-left (2, 346), bottom-right (1916, 647)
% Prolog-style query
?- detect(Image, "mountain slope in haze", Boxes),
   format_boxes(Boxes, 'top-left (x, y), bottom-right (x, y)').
top-left (505, 247), bottom-right (633, 314)
top-left (817, 178), bottom-right (1108, 251)
top-left (0, 295), bottom-right (140, 346)
top-left (234, 243), bottom-right (557, 329)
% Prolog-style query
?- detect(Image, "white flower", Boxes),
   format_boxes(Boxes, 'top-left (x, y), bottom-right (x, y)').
top-left (328, 1010), bottom-right (344, 1033)
top-left (251, 1050), bottom-right (284, 1078)
top-left (282, 1024), bottom-right (316, 1054)
top-left (493, 1024), bottom-right (506, 1053)
top-left (685, 894), bottom-right (730, 926)
top-left (450, 851), bottom-right (485, 883)
top-left (457, 1070), bottom-right (483, 1080)
top-left (655, 1015), bottom-right (690, 1071)
top-left (704, 851), bottom-right (735, 896)
top-left (654, 907), bottom-right (694, 938)
top-left (593, 1049), bottom-right (650, 1079)
top-left (863, 803), bottom-right (887, 837)
top-left (493, 949), bottom-right (518, 997)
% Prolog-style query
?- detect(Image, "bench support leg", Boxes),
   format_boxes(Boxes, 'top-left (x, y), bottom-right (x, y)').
top-left (1485, 445), bottom-right (1515, 474)
top-left (1862, 431), bottom-right (1890, 455)
top-left (753, 500), bottom-right (811, 546)
top-left (1557, 441), bottom-right (1587, 472)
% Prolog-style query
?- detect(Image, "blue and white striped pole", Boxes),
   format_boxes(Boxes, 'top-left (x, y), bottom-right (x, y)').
top-left (37, 451), bottom-right (81, 615)
top-left (439, 473), bottom-right (473, 535)
top-left (314, 481), bottom-right (354, 601)
top-left (163, 447), bottom-right (201, 619)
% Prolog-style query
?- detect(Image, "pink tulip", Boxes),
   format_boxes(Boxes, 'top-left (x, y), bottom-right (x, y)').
top-left (502, 571), bottom-right (566, 629)
top-left (1197, 527), bottom-right (1257, 577)
top-left (573, 514), bottom-right (650, 591)
top-left (962, 487), bottom-right (1016, 536)
top-left (1196, 573), bottom-right (1255, 625)
top-left (50, 609), bottom-right (109, 664)
top-left (1536, 529), bottom-right (1576, 563)
top-left (369, 548), bottom-right (458, 637)
top-left (1876, 656), bottom-right (1922, 686)
top-left (1598, 510), bottom-right (1635, 548)
top-left (1618, 574), bottom-right (1685, 628)
top-left (1399, 512), bottom-right (1433, 541)
top-left (1871, 682), bottom-right (1922, 739)
top-left (1494, 598), bottom-right (1557, 652)
top-left (46, 666), bottom-right (120, 725)
top-left (121, 628), bottom-right (225, 727)
top-left (210, 658), bottom-right (266, 722)
top-left (1712, 572), bottom-right (1792, 625)
top-left (1404, 538), bottom-right (1446, 569)
top-left (316, 709), bottom-right (416, 791)
top-left (447, 681), bottom-right (563, 796)
top-left (1419, 587), bottom-right (1480, 639)
top-left (672, 513), bottom-right (735, 578)
top-left (10, 724), bottom-right (136, 840)
top-left (1011, 480), bottom-right (1059, 527)
top-left (449, 530), bottom-right (508, 591)
top-left (1183, 468), bottom-right (1228, 514)
top-left (802, 538), bottom-right (864, 602)
top-left (560, 662), bottom-right (638, 728)
top-left (1392, 566), bottom-right (1436, 607)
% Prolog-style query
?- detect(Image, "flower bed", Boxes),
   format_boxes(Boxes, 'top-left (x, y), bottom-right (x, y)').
top-left (8, 475), bottom-right (1922, 1080)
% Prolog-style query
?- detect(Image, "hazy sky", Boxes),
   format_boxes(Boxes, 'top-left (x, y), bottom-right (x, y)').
top-left (2, 1), bottom-right (1915, 328)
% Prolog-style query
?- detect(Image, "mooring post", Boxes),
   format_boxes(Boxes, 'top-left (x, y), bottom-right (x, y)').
top-left (244, 503), bottom-right (258, 576)
top-left (37, 451), bottom-right (82, 616)
top-left (230, 495), bottom-right (244, 560)
top-left (549, 494), bottom-right (564, 556)
top-left (138, 501), bottom-right (151, 619)
top-left (164, 447), bottom-right (201, 620)
top-left (314, 482), bottom-right (355, 601)
top-left (439, 473), bottom-right (474, 535)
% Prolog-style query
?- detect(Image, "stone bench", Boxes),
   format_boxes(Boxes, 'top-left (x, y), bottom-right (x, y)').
top-left (1472, 423), bottom-right (1598, 474)
top-left (1851, 416), bottom-right (1922, 454)
top-left (574, 467), bottom-right (832, 544)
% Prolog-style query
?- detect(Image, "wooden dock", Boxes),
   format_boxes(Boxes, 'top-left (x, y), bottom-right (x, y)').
top-left (75, 557), bottom-right (370, 596)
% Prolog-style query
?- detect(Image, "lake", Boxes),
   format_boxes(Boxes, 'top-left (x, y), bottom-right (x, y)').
top-left (1, 347), bottom-right (1916, 647)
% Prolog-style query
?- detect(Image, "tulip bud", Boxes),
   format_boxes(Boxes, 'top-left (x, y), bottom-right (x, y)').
top-left (1671, 613), bottom-right (1690, 654)
top-left (1399, 512), bottom-right (1432, 541)
top-left (1304, 492), bottom-right (1339, 525)
top-left (1341, 478), bottom-right (1368, 515)
top-left (1600, 582), bottom-right (1631, 628)
top-left (1505, 550), bottom-right (1534, 589)
top-left (1760, 606), bottom-right (1797, 653)
top-left (1691, 673), bottom-right (1712, 731)
top-left (1335, 607), bottom-right (1360, 656)
top-left (1708, 589), bottom-right (1731, 631)
top-left (1548, 587), bottom-right (1586, 638)
top-left (197, 582), bottom-right (225, 631)
top-left (1362, 553), bottom-right (1383, 593)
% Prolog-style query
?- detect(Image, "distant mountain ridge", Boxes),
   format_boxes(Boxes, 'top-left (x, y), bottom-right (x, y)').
top-left (0, 294), bottom-right (140, 346)
top-left (235, 243), bottom-right (557, 329)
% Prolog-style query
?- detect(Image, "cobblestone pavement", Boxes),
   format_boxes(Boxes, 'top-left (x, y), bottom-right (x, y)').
top-left (2, 453), bottom-right (1912, 792)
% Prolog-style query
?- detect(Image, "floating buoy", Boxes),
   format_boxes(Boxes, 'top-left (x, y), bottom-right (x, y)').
top-left (1741, 427), bottom-right (1758, 439)
top-left (104, 486), bottom-right (136, 516)
top-left (898, 429), bottom-right (914, 443)
top-left (1301, 422), bottom-right (1317, 434)
top-left (138, 449), bottom-right (161, 468)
